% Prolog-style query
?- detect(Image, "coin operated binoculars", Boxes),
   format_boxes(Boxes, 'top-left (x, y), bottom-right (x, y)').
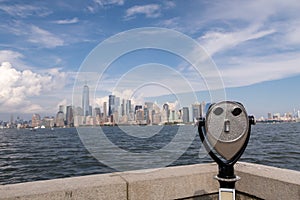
top-left (198, 101), bottom-right (255, 200)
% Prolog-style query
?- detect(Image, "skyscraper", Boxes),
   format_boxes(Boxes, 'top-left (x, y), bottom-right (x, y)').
top-left (182, 107), bottom-right (189, 123)
top-left (121, 99), bottom-right (125, 116)
top-left (192, 103), bottom-right (201, 122)
top-left (103, 102), bottom-right (107, 118)
top-left (162, 103), bottom-right (170, 123)
top-left (108, 95), bottom-right (115, 116)
top-left (94, 107), bottom-right (101, 117)
top-left (31, 113), bottom-right (41, 128)
top-left (66, 105), bottom-right (74, 126)
top-left (82, 84), bottom-right (90, 116)
top-left (126, 99), bottom-right (132, 116)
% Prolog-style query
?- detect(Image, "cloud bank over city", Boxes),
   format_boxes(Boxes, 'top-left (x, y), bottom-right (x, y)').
top-left (0, 0), bottom-right (300, 118)
top-left (0, 62), bottom-right (66, 114)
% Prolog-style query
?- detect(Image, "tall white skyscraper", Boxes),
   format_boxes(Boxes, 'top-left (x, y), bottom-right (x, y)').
top-left (103, 102), bottom-right (107, 118)
top-left (82, 84), bottom-right (90, 116)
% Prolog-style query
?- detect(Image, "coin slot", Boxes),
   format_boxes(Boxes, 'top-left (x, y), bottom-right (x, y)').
top-left (224, 120), bottom-right (230, 133)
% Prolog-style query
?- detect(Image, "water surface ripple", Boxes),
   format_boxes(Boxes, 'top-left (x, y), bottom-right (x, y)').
top-left (0, 123), bottom-right (299, 185)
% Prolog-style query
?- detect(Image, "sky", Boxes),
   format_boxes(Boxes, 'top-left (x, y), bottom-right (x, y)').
top-left (1, 0), bottom-right (300, 120)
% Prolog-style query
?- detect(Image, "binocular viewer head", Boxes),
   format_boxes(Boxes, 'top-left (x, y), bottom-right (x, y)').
top-left (198, 101), bottom-right (255, 165)
top-left (198, 101), bottom-right (255, 190)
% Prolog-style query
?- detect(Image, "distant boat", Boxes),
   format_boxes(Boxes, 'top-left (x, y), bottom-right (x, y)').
top-left (41, 125), bottom-right (45, 129)
top-left (177, 123), bottom-right (185, 126)
top-left (30, 127), bottom-right (37, 131)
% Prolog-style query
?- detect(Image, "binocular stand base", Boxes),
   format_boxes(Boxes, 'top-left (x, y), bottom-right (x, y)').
top-left (219, 188), bottom-right (236, 200)
top-left (214, 176), bottom-right (240, 200)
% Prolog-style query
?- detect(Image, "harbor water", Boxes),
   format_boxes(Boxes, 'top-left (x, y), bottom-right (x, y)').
top-left (0, 123), bottom-right (299, 185)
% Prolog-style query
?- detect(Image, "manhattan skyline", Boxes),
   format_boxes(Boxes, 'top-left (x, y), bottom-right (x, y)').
top-left (1, 1), bottom-right (300, 120)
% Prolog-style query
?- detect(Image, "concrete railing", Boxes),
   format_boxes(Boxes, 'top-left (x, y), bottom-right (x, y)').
top-left (0, 162), bottom-right (299, 200)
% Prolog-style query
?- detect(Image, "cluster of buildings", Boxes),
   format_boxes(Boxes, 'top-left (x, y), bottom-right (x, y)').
top-left (0, 84), bottom-right (206, 129)
top-left (52, 84), bottom-right (206, 127)
top-left (2, 84), bottom-right (300, 129)
top-left (257, 111), bottom-right (300, 123)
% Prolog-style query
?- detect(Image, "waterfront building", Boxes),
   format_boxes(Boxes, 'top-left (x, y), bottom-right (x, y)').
top-left (66, 105), bottom-right (74, 127)
top-left (108, 95), bottom-right (115, 116)
top-left (115, 97), bottom-right (120, 115)
top-left (134, 105), bottom-right (143, 113)
top-left (42, 117), bottom-right (55, 128)
top-left (121, 99), bottom-right (125, 116)
top-left (171, 110), bottom-right (175, 122)
top-left (200, 101), bottom-right (205, 118)
top-left (113, 110), bottom-right (119, 124)
top-left (94, 107), bottom-right (101, 117)
top-left (267, 112), bottom-right (273, 120)
top-left (82, 84), bottom-right (90, 116)
top-left (85, 116), bottom-right (95, 126)
top-left (103, 102), bottom-right (107, 119)
top-left (126, 100), bottom-right (132, 116)
top-left (162, 103), bottom-right (170, 123)
top-left (136, 108), bottom-right (145, 124)
top-left (56, 111), bottom-right (65, 127)
top-left (89, 105), bottom-right (92, 116)
top-left (273, 113), bottom-right (281, 120)
top-left (152, 112), bottom-right (161, 124)
top-left (59, 105), bottom-right (66, 119)
top-left (144, 107), bottom-right (150, 124)
top-left (192, 103), bottom-right (201, 122)
top-left (73, 115), bottom-right (84, 127)
top-left (73, 106), bottom-right (82, 116)
top-left (31, 113), bottom-right (41, 128)
top-left (182, 107), bottom-right (190, 123)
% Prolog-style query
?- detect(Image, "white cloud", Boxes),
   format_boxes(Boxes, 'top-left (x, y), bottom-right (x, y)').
top-left (0, 62), bottom-right (67, 113)
top-left (94, 0), bottom-right (124, 6)
top-left (87, 0), bottom-right (124, 13)
top-left (280, 21), bottom-right (300, 45)
top-left (163, 1), bottom-right (176, 9)
top-left (0, 4), bottom-right (51, 18)
top-left (0, 50), bottom-right (23, 60)
top-left (157, 17), bottom-right (180, 29)
top-left (4, 21), bottom-right (65, 49)
top-left (198, 24), bottom-right (275, 56)
top-left (219, 53), bottom-right (300, 88)
top-left (125, 4), bottom-right (161, 19)
top-left (53, 17), bottom-right (79, 25)
top-left (27, 25), bottom-right (64, 48)
top-left (0, 50), bottom-right (28, 70)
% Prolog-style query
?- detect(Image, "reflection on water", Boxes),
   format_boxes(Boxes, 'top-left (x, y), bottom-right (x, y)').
top-left (0, 123), bottom-right (299, 185)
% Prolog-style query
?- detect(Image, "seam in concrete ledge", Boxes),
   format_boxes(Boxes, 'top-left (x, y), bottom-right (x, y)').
top-left (116, 174), bottom-right (130, 200)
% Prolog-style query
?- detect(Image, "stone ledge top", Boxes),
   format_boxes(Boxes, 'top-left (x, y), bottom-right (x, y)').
top-left (0, 162), bottom-right (299, 200)
top-left (236, 162), bottom-right (300, 185)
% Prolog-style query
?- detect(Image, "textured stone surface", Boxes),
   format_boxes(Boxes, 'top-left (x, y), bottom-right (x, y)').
top-left (0, 173), bottom-right (127, 200)
top-left (0, 162), bottom-right (299, 200)
top-left (119, 163), bottom-right (219, 200)
top-left (235, 162), bottom-right (300, 200)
